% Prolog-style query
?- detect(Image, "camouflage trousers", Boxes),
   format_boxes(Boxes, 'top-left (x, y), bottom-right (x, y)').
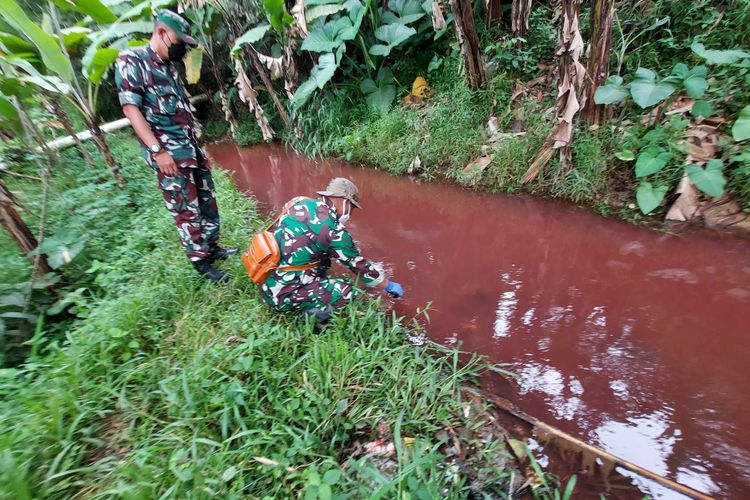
top-left (155, 162), bottom-right (220, 262)
top-left (261, 272), bottom-right (358, 313)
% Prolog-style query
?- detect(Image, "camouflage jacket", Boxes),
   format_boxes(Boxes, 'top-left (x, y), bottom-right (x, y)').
top-left (114, 45), bottom-right (202, 163)
top-left (262, 198), bottom-right (384, 299)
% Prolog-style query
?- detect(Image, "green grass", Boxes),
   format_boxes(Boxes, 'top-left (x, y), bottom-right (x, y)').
top-left (0, 134), bottom-right (524, 498)
top-left (286, 54), bottom-right (623, 209)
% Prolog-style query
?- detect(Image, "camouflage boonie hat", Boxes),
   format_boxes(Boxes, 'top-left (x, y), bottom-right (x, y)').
top-left (155, 9), bottom-right (198, 47)
top-left (317, 177), bottom-right (362, 208)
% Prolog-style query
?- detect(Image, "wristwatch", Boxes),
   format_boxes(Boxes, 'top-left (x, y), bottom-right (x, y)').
top-left (148, 143), bottom-right (163, 156)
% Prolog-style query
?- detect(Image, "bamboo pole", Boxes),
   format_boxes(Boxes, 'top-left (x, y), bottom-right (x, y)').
top-left (33, 95), bottom-right (209, 153)
top-left (484, 393), bottom-right (714, 500)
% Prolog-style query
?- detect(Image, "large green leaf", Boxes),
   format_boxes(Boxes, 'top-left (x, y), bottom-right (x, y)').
top-left (360, 67), bottom-right (395, 115)
top-left (305, 4), bottom-right (346, 23)
top-left (635, 146), bottom-right (672, 177)
top-left (593, 75), bottom-right (628, 105)
top-left (636, 181), bottom-right (667, 214)
top-left (231, 24), bottom-right (270, 55)
top-left (629, 67), bottom-right (677, 108)
top-left (672, 63), bottom-right (708, 99)
top-left (18, 73), bottom-right (70, 93)
top-left (83, 47), bottom-right (118, 84)
top-left (3, 53), bottom-right (70, 92)
top-left (301, 6), bottom-right (364, 53)
top-left (0, 0), bottom-right (72, 82)
top-left (732, 105), bottom-right (750, 142)
top-left (0, 30), bottom-right (34, 53)
top-left (50, 0), bottom-right (116, 24)
top-left (338, 0), bottom-right (366, 40)
top-left (264, 0), bottom-right (293, 34)
top-left (691, 41), bottom-right (750, 65)
top-left (381, 0), bottom-right (425, 25)
top-left (30, 228), bottom-right (87, 269)
top-left (184, 47), bottom-right (203, 84)
top-left (82, 20), bottom-right (152, 75)
top-left (292, 52), bottom-right (338, 109)
top-left (369, 23), bottom-right (415, 57)
top-left (690, 100), bottom-right (713, 118)
top-left (301, 20), bottom-right (343, 52)
top-left (0, 93), bottom-right (21, 132)
top-left (61, 26), bottom-right (91, 51)
top-left (685, 159), bottom-right (726, 197)
top-left (306, 0), bottom-right (344, 4)
top-left (0, 77), bottom-right (21, 96)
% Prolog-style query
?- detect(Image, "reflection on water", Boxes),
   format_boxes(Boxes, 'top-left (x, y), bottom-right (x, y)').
top-left (209, 143), bottom-right (750, 498)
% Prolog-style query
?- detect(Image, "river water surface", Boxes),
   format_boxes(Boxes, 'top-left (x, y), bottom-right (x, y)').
top-left (209, 143), bottom-right (750, 498)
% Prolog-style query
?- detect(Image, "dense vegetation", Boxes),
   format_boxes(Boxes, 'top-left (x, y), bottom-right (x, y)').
top-left (0, 0), bottom-right (748, 496)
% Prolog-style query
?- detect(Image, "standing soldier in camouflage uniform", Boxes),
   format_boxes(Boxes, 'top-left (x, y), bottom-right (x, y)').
top-left (261, 178), bottom-right (405, 322)
top-left (115, 9), bottom-right (237, 283)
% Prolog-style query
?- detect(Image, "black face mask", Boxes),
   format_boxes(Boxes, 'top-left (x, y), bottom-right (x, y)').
top-left (162, 33), bottom-right (187, 62)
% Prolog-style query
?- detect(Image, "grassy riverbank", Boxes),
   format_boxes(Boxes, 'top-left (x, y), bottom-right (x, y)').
top-left (0, 134), bottom-right (559, 498)
top-left (201, 48), bottom-right (749, 230)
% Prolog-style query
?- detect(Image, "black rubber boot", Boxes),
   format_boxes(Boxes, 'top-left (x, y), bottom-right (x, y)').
top-left (209, 246), bottom-right (239, 262)
top-left (192, 259), bottom-right (230, 284)
top-left (302, 305), bottom-right (334, 329)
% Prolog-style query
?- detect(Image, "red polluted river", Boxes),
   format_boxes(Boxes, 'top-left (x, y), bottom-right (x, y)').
top-left (209, 142), bottom-right (750, 498)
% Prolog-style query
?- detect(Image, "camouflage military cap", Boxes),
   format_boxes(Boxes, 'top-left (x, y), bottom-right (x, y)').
top-left (155, 9), bottom-right (198, 47)
top-left (317, 177), bottom-right (362, 208)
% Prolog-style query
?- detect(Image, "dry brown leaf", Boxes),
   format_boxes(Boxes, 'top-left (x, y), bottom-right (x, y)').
top-left (291, 0), bottom-right (307, 36)
top-left (257, 53), bottom-right (284, 80)
top-left (363, 440), bottom-right (396, 458)
top-left (252, 456), bottom-right (297, 472)
top-left (283, 45), bottom-right (298, 98)
top-left (560, 89), bottom-right (580, 124)
top-left (487, 116), bottom-right (500, 136)
top-left (234, 58), bottom-right (275, 141)
top-left (702, 196), bottom-right (746, 227)
top-left (432, 0), bottom-right (446, 30)
top-left (522, 1), bottom-right (585, 182)
top-left (666, 175), bottom-right (701, 221)
top-left (407, 155), bottom-right (421, 174)
top-left (463, 153), bottom-right (493, 173)
top-left (665, 95), bottom-right (695, 116)
top-left (685, 123), bottom-right (719, 165)
top-left (511, 82), bottom-right (526, 101)
top-left (522, 142), bottom-right (554, 183)
top-left (511, 0), bottom-right (532, 38)
top-left (550, 120), bottom-right (572, 146)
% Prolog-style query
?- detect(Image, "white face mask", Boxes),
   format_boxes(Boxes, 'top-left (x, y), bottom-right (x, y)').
top-left (338, 200), bottom-right (351, 227)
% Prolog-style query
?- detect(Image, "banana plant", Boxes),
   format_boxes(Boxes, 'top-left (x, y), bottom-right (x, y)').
top-left (0, 0), bottom-right (129, 187)
top-left (292, 0), bottom-right (368, 109)
top-left (213, 0), bottom-right (299, 131)
top-left (183, 3), bottom-right (240, 138)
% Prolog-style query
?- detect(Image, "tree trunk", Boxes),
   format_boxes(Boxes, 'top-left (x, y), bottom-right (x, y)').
top-left (47, 96), bottom-right (95, 166)
top-left (450, 0), bottom-right (487, 89)
top-left (88, 119), bottom-right (127, 188)
top-left (485, 0), bottom-right (502, 25)
top-left (522, 0), bottom-right (585, 182)
top-left (246, 49), bottom-right (292, 129)
top-left (213, 66), bottom-right (238, 139)
top-left (582, 0), bottom-right (615, 125)
top-left (0, 179), bottom-right (53, 274)
top-left (511, 0), bottom-right (533, 39)
top-left (234, 57), bottom-right (276, 142)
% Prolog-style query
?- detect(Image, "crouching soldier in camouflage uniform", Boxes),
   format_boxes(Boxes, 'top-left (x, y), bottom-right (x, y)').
top-left (115, 9), bottom-right (237, 284)
top-left (261, 178), bottom-right (405, 323)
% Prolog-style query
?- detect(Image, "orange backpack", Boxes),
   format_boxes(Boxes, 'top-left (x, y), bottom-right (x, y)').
top-left (241, 197), bottom-right (319, 285)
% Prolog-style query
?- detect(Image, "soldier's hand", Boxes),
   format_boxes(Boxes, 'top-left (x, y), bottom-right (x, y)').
top-left (155, 151), bottom-right (179, 177)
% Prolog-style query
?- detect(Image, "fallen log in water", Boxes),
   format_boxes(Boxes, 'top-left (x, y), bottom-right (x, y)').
top-left (484, 393), bottom-right (714, 500)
